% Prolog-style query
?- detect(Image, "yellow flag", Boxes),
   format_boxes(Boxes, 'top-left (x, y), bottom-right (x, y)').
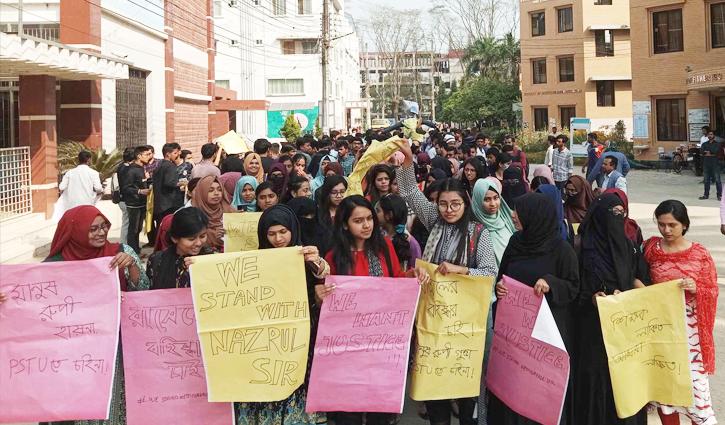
top-left (596, 280), bottom-right (692, 417)
top-left (144, 187), bottom-right (154, 234)
top-left (223, 212), bottom-right (262, 252)
top-left (402, 118), bottom-right (424, 142)
top-left (409, 260), bottom-right (493, 401)
top-left (217, 130), bottom-right (250, 155)
top-left (345, 136), bottom-right (401, 197)
top-left (189, 247), bottom-right (310, 402)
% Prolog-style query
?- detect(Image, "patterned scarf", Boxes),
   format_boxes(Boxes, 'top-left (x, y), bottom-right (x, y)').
top-left (422, 220), bottom-right (469, 267)
top-left (366, 249), bottom-right (384, 277)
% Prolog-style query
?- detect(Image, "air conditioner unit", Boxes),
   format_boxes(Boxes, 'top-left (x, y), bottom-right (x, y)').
top-left (228, 0), bottom-right (238, 7)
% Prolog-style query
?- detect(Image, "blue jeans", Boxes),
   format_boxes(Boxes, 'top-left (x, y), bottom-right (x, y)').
top-left (703, 164), bottom-right (722, 198)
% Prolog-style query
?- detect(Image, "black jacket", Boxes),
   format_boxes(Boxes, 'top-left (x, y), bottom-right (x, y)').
top-left (122, 163), bottom-right (148, 207)
top-left (153, 159), bottom-right (184, 213)
top-left (116, 162), bottom-right (130, 202)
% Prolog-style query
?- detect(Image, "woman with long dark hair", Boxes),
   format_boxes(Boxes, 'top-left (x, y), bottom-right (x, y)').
top-left (376, 194), bottom-right (422, 270)
top-left (410, 180), bottom-right (443, 254)
top-left (293, 153), bottom-right (312, 181)
top-left (280, 175), bottom-right (313, 204)
top-left (317, 175), bottom-right (347, 228)
top-left (395, 139), bottom-right (497, 425)
top-left (364, 164), bottom-right (394, 207)
top-left (146, 207), bottom-right (214, 289)
top-left (491, 193), bottom-right (580, 425)
top-left (461, 157), bottom-right (487, 196)
top-left (255, 181), bottom-right (279, 212)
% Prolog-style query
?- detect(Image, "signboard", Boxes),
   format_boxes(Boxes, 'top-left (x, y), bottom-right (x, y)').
top-left (689, 124), bottom-right (705, 142)
top-left (632, 101), bottom-right (651, 115)
top-left (346, 101), bottom-right (370, 109)
top-left (688, 109), bottom-right (710, 124)
top-left (267, 107), bottom-right (319, 138)
top-left (633, 115), bottom-right (649, 138)
top-left (569, 118), bottom-right (591, 158)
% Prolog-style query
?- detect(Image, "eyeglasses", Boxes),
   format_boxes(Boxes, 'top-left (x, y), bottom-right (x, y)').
top-left (438, 202), bottom-right (464, 212)
top-left (89, 223), bottom-right (110, 235)
top-left (609, 207), bottom-right (627, 217)
top-left (565, 189), bottom-right (578, 196)
top-left (330, 190), bottom-right (346, 197)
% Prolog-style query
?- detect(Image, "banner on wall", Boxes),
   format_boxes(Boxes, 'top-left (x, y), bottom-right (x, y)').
top-left (267, 107), bottom-right (319, 138)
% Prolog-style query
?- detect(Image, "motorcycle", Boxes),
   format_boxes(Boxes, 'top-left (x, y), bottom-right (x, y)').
top-left (670, 143), bottom-right (703, 176)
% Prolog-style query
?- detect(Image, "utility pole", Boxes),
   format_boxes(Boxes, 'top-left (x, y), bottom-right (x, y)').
top-left (365, 43), bottom-right (371, 129)
top-left (430, 40), bottom-right (436, 121)
top-left (321, 0), bottom-right (330, 133)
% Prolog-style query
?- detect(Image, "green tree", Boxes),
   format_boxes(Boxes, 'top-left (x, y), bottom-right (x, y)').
top-left (280, 112), bottom-right (301, 142)
top-left (443, 77), bottom-right (519, 126)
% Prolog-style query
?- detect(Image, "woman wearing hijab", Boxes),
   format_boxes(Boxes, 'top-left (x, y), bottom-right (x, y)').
top-left (218, 156), bottom-right (244, 198)
top-left (231, 176), bottom-right (259, 212)
top-left (564, 175), bottom-right (596, 226)
top-left (536, 184), bottom-right (570, 240)
top-left (310, 154), bottom-right (336, 198)
top-left (532, 164), bottom-right (555, 185)
top-left (491, 193), bottom-right (580, 425)
top-left (266, 162), bottom-right (289, 198)
top-left (471, 179), bottom-right (516, 266)
top-left (237, 204), bottom-right (329, 425)
top-left (574, 194), bottom-right (649, 425)
top-left (431, 156), bottom-right (453, 178)
top-left (243, 152), bottom-right (264, 184)
top-left (191, 175), bottom-right (236, 251)
top-left (416, 153), bottom-right (432, 191)
top-left (41, 205), bottom-right (149, 425)
top-left (287, 196), bottom-right (331, 255)
top-left (603, 188), bottom-right (643, 245)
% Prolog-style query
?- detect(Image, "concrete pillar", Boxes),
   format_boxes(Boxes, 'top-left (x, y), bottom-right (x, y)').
top-left (207, 0), bottom-right (216, 142)
top-left (165, 0), bottom-right (175, 142)
top-left (19, 75), bottom-right (58, 219)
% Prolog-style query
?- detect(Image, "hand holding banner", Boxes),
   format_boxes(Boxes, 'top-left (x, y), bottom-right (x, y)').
top-left (0, 258), bottom-right (120, 423)
top-left (189, 247), bottom-right (310, 402)
top-left (486, 276), bottom-right (570, 425)
top-left (344, 136), bottom-right (402, 197)
top-left (306, 275), bottom-right (420, 413)
top-left (409, 260), bottom-right (493, 401)
top-left (224, 212), bottom-right (262, 252)
top-left (596, 280), bottom-right (691, 417)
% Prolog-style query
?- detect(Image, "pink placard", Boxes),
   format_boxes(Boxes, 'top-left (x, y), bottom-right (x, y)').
top-left (486, 275), bottom-right (570, 425)
top-left (306, 276), bottom-right (420, 413)
top-left (120, 288), bottom-right (234, 425)
top-left (0, 258), bottom-right (120, 423)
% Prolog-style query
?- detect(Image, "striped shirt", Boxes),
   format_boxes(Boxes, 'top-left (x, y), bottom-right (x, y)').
top-left (552, 147), bottom-right (573, 182)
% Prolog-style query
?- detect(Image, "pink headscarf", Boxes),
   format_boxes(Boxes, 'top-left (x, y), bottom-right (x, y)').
top-left (485, 176), bottom-right (502, 193)
top-left (449, 158), bottom-right (460, 176)
top-left (533, 165), bottom-right (555, 185)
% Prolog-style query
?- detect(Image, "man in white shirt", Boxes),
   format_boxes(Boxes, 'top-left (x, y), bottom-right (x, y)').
top-left (598, 156), bottom-right (627, 195)
top-left (544, 135), bottom-right (555, 168)
top-left (58, 151), bottom-right (104, 210)
top-left (699, 125), bottom-right (711, 148)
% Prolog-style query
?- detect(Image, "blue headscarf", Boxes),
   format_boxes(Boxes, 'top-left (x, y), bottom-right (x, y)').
top-left (536, 184), bottom-right (569, 240)
top-left (310, 155), bottom-right (336, 199)
top-left (231, 176), bottom-right (259, 211)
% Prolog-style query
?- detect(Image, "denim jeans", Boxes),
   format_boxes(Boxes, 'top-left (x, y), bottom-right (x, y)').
top-left (703, 164), bottom-right (722, 198)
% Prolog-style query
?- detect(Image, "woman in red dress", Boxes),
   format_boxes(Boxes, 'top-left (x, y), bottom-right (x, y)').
top-left (644, 200), bottom-right (718, 425)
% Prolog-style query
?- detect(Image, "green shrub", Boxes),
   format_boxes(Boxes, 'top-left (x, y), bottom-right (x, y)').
top-left (57, 140), bottom-right (122, 182)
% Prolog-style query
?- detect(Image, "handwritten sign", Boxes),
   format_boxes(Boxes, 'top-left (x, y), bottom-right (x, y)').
top-left (597, 280), bottom-right (691, 418)
top-left (408, 260), bottom-right (493, 401)
top-left (224, 212), bottom-right (262, 252)
top-left (121, 288), bottom-right (234, 425)
top-left (0, 258), bottom-right (120, 423)
top-left (486, 276), bottom-right (570, 425)
top-left (217, 130), bottom-right (250, 155)
top-left (344, 136), bottom-right (401, 197)
top-left (189, 247), bottom-right (310, 402)
top-left (306, 275), bottom-right (420, 413)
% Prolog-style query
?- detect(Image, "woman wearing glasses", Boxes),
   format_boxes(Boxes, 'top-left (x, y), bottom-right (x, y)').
top-left (395, 139), bottom-right (497, 425)
top-left (318, 175), bottom-right (348, 228)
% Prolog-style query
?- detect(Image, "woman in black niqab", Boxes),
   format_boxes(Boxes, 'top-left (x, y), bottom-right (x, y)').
top-left (286, 196), bottom-right (331, 255)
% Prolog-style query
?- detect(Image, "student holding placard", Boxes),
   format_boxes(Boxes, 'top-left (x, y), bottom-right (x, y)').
top-left (575, 193), bottom-right (649, 425)
top-left (315, 195), bottom-right (429, 425)
top-left (644, 200), bottom-right (718, 425)
top-left (235, 204), bottom-right (329, 425)
top-left (192, 175), bottom-right (237, 252)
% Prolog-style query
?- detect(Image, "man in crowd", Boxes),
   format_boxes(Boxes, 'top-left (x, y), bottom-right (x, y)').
top-left (505, 135), bottom-right (528, 178)
top-left (115, 148), bottom-right (136, 244)
top-left (281, 144), bottom-right (296, 157)
top-left (586, 150), bottom-right (630, 186)
top-left (296, 137), bottom-right (313, 166)
top-left (254, 139), bottom-right (275, 173)
top-left (336, 140), bottom-right (354, 176)
top-left (582, 133), bottom-right (603, 181)
top-left (700, 125), bottom-right (711, 148)
top-left (475, 134), bottom-right (489, 157)
top-left (544, 135), bottom-right (555, 169)
top-left (122, 146), bottom-right (152, 254)
top-left (700, 130), bottom-right (722, 201)
top-left (176, 149), bottom-right (194, 181)
top-left (351, 137), bottom-right (364, 157)
top-left (597, 156), bottom-right (627, 195)
top-left (153, 143), bottom-right (186, 223)
top-left (143, 145), bottom-right (160, 178)
top-left (552, 134), bottom-right (573, 190)
top-left (58, 151), bottom-right (104, 210)
top-left (191, 143), bottom-right (221, 179)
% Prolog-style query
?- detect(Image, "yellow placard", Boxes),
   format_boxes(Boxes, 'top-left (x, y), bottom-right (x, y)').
top-left (597, 280), bottom-right (692, 417)
top-left (402, 118), bottom-right (424, 142)
top-left (571, 222), bottom-right (580, 235)
top-left (224, 212), bottom-right (262, 252)
top-left (189, 247), bottom-right (310, 402)
top-left (217, 130), bottom-right (250, 155)
top-left (144, 187), bottom-right (154, 234)
top-left (409, 260), bottom-right (493, 401)
top-left (344, 136), bottom-right (401, 197)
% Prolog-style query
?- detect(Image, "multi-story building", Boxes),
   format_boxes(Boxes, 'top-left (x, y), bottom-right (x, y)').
top-left (630, 0), bottom-right (725, 160)
top-left (520, 0), bottom-right (633, 138)
top-left (360, 49), bottom-right (465, 120)
top-left (214, 0), bottom-right (361, 137)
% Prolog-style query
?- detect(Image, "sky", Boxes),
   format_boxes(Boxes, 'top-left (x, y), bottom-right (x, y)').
top-left (345, 0), bottom-right (435, 48)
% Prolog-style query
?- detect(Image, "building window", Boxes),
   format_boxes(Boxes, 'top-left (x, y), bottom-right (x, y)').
top-left (596, 81), bottom-right (615, 106)
top-left (595, 0), bottom-right (612, 4)
top-left (272, 0), bottom-right (286, 15)
top-left (532, 59), bottom-right (547, 84)
top-left (215, 80), bottom-right (230, 89)
top-left (656, 98), bottom-right (687, 140)
top-left (531, 12), bottom-right (545, 37)
top-left (558, 8), bottom-right (573, 33)
top-left (302, 41), bottom-right (317, 54)
top-left (213, 1), bottom-right (223, 17)
top-left (558, 56), bottom-right (574, 82)
top-left (561, 106), bottom-right (576, 128)
top-left (534, 108), bottom-right (549, 131)
top-left (268, 79), bottom-right (304, 95)
top-left (298, 0), bottom-right (311, 14)
top-left (653, 9), bottom-right (684, 54)
top-left (712, 2), bottom-right (725, 48)
top-left (282, 40), bottom-right (295, 55)
top-left (595, 30), bottom-right (614, 56)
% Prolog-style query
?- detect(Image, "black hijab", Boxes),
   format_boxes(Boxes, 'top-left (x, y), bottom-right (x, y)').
top-left (579, 193), bottom-right (634, 293)
top-left (431, 156), bottom-right (453, 178)
top-left (286, 197), bottom-right (330, 253)
top-left (429, 169), bottom-right (448, 181)
top-left (257, 204), bottom-right (302, 249)
top-left (505, 193), bottom-right (561, 262)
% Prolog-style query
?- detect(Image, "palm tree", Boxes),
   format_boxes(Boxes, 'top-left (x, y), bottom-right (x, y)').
top-left (496, 33), bottom-right (521, 86)
top-left (462, 36), bottom-right (499, 78)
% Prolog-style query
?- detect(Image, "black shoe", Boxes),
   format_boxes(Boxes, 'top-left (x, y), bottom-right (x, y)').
top-left (699, 196), bottom-right (709, 200)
